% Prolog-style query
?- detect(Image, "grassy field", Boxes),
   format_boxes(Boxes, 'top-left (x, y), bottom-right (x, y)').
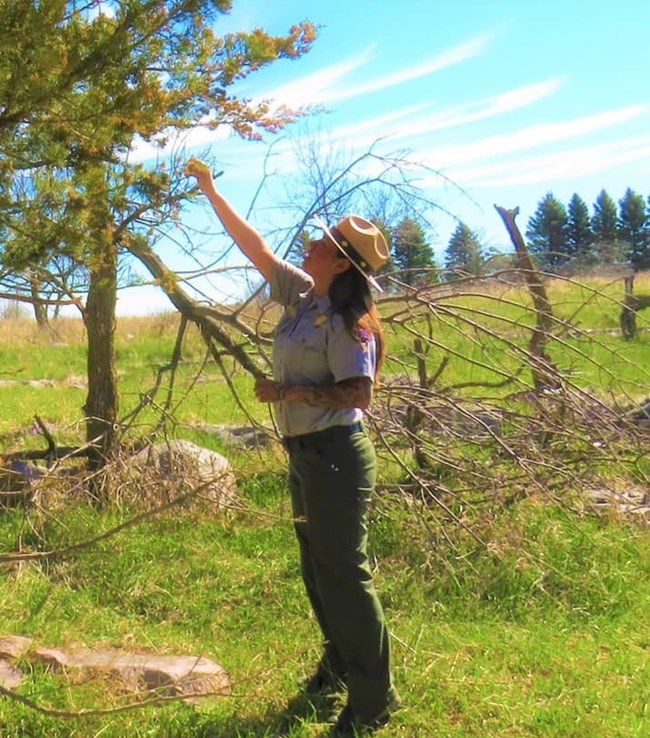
top-left (1, 272), bottom-right (649, 444)
top-left (0, 274), bottom-right (649, 737)
top-left (0, 475), bottom-right (648, 737)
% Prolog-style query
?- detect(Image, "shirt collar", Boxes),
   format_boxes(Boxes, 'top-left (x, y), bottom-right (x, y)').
top-left (314, 293), bottom-right (331, 312)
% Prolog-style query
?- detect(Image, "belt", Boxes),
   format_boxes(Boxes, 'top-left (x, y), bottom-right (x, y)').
top-left (283, 422), bottom-right (364, 450)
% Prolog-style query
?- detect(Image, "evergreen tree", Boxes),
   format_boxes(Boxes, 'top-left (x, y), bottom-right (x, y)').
top-left (390, 217), bottom-right (435, 286)
top-left (618, 188), bottom-right (649, 271)
top-left (566, 193), bottom-right (594, 264)
top-left (525, 192), bottom-right (568, 270)
top-left (591, 190), bottom-right (622, 264)
top-left (445, 222), bottom-right (484, 279)
top-left (0, 1), bottom-right (315, 469)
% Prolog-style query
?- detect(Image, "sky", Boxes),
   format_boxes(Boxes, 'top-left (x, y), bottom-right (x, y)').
top-left (118, 0), bottom-right (650, 314)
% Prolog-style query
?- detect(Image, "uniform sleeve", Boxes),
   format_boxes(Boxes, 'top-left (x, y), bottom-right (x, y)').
top-left (269, 260), bottom-right (314, 307)
top-left (327, 316), bottom-right (376, 383)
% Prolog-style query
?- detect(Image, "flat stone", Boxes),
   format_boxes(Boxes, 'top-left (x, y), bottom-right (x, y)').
top-left (585, 487), bottom-right (650, 521)
top-left (0, 635), bottom-right (33, 659)
top-left (32, 647), bottom-right (231, 700)
top-left (0, 659), bottom-right (24, 690)
top-left (191, 423), bottom-right (272, 449)
top-left (0, 379), bottom-right (55, 388)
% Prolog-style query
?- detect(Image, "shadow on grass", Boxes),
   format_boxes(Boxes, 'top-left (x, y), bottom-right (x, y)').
top-left (159, 690), bottom-right (343, 738)
top-left (270, 688), bottom-right (342, 737)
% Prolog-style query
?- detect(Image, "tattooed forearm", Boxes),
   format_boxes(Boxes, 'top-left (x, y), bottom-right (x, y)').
top-left (286, 376), bottom-right (372, 409)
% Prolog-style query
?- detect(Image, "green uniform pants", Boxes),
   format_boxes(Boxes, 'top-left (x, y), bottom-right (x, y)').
top-left (285, 425), bottom-right (397, 722)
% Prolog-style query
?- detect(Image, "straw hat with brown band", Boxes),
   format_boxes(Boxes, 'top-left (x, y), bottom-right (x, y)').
top-left (312, 214), bottom-right (389, 292)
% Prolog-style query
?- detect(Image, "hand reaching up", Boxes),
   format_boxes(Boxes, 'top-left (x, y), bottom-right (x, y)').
top-left (185, 158), bottom-right (214, 190)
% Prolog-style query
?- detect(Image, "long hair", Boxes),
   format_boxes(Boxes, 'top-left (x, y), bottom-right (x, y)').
top-left (328, 263), bottom-right (385, 380)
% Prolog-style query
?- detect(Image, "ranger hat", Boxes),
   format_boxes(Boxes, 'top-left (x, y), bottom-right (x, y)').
top-left (312, 214), bottom-right (389, 291)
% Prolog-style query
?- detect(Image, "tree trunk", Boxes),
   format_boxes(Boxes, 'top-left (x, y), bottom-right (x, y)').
top-left (84, 245), bottom-right (119, 473)
top-left (621, 275), bottom-right (637, 340)
top-left (29, 272), bottom-right (49, 328)
top-left (494, 205), bottom-right (560, 390)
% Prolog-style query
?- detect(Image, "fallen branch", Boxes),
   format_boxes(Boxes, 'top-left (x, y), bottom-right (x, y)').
top-left (126, 240), bottom-right (268, 381)
top-left (0, 682), bottom-right (221, 719)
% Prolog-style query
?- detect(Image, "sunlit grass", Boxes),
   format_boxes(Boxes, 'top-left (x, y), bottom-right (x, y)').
top-left (1, 273), bottom-right (649, 449)
top-left (0, 477), bottom-right (648, 737)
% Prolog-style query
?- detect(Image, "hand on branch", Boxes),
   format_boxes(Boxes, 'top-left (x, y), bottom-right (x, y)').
top-left (254, 377), bottom-right (372, 408)
top-left (254, 378), bottom-right (286, 403)
top-left (185, 158), bottom-right (215, 191)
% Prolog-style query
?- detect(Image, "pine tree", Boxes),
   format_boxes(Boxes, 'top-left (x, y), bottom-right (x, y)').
top-left (445, 222), bottom-right (484, 279)
top-left (525, 192), bottom-right (568, 270)
top-left (0, 1), bottom-right (316, 470)
top-left (618, 188), bottom-right (649, 271)
top-left (591, 190), bottom-right (622, 264)
top-left (391, 218), bottom-right (435, 286)
top-left (566, 193), bottom-right (594, 264)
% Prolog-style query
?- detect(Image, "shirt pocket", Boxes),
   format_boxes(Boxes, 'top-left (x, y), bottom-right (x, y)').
top-left (286, 318), bottom-right (328, 372)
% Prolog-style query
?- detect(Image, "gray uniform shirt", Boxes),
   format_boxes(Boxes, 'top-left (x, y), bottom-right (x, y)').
top-left (269, 260), bottom-right (376, 437)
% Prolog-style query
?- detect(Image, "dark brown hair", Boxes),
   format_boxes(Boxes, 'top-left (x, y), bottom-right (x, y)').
top-left (328, 262), bottom-right (385, 380)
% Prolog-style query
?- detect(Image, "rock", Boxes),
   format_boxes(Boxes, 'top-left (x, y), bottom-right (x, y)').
top-left (0, 636), bottom-right (32, 691)
top-left (0, 635), bottom-right (230, 701)
top-left (0, 659), bottom-right (23, 690)
top-left (191, 423), bottom-right (272, 449)
top-left (0, 636), bottom-right (32, 689)
top-left (31, 646), bottom-right (230, 701)
top-left (585, 487), bottom-right (650, 521)
top-left (132, 440), bottom-right (238, 510)
top-left (0, 635), bottom-right (33, 659)
top-left (0, 379), bottom-right (55, 388)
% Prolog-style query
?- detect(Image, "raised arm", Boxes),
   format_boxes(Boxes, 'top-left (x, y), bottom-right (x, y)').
top-left (185, 158), bottom-right (280, 282)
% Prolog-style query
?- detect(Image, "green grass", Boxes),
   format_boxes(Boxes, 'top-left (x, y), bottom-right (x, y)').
top-left (0, 315), bottom-right (269, 448)
top-left (1, 274), bottom-right (649, 445)
top-left (0, 473), bottom-right (648, 737)
top-left (1, 275), bottom-right (649, 736)
top-left (383, 282), bottom-right (650, 399)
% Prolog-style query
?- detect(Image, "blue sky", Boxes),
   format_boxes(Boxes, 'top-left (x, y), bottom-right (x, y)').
top-left (122, 0), bottom-right (650, 313)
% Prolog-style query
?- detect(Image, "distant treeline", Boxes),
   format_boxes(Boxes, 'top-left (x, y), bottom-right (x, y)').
top-left (524, 188), bottom-right (650, 273)
top-left (437, 188), bottom-right (650, 282)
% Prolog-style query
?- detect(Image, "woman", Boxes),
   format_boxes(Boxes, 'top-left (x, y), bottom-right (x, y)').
top-left (185, 159), bottom-right (400, 735)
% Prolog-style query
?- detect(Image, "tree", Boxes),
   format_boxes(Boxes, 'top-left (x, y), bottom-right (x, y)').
top-left (444, 222), bottom-right (484, 279)
top-left (591, 189), bottom-right (622, 264)
top-left (391, 218), bottom-right (436, 286)
top-left (0, 1), bottom-right (316, 471)
top-left (525, 192), bottom-right (568, 270)
top-left (566, 193), bottom-right (594, 265)
top-left (272, 133), bottom-right (442, 291)
top-left (618, 188), bottom-right (649, 271)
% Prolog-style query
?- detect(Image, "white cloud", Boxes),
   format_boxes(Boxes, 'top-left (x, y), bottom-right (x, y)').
top-left (260, 49), bottom-right (375, 108)
top-left (261, 34), bottom-right (493, 109)
top-left (326, 34), bottom-right (493, 104)
top-left (127, 34), bottom-right (498, 166)
top-left (88, 1), bottom-right (116, 19)
top-left (451, 134), bottom-right (650, 188)
top-left (417, 105), bottom-right (648, 170)
top-left (326, 103), bottom-right (433, 143)
top-left (327, 78), bottom-right (563, 148)
top-left (128, 125), bottom-right (236, 163)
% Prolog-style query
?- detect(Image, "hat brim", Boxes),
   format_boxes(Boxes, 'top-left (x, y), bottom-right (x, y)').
top-left (312, 214), bottom-right (383, 292)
